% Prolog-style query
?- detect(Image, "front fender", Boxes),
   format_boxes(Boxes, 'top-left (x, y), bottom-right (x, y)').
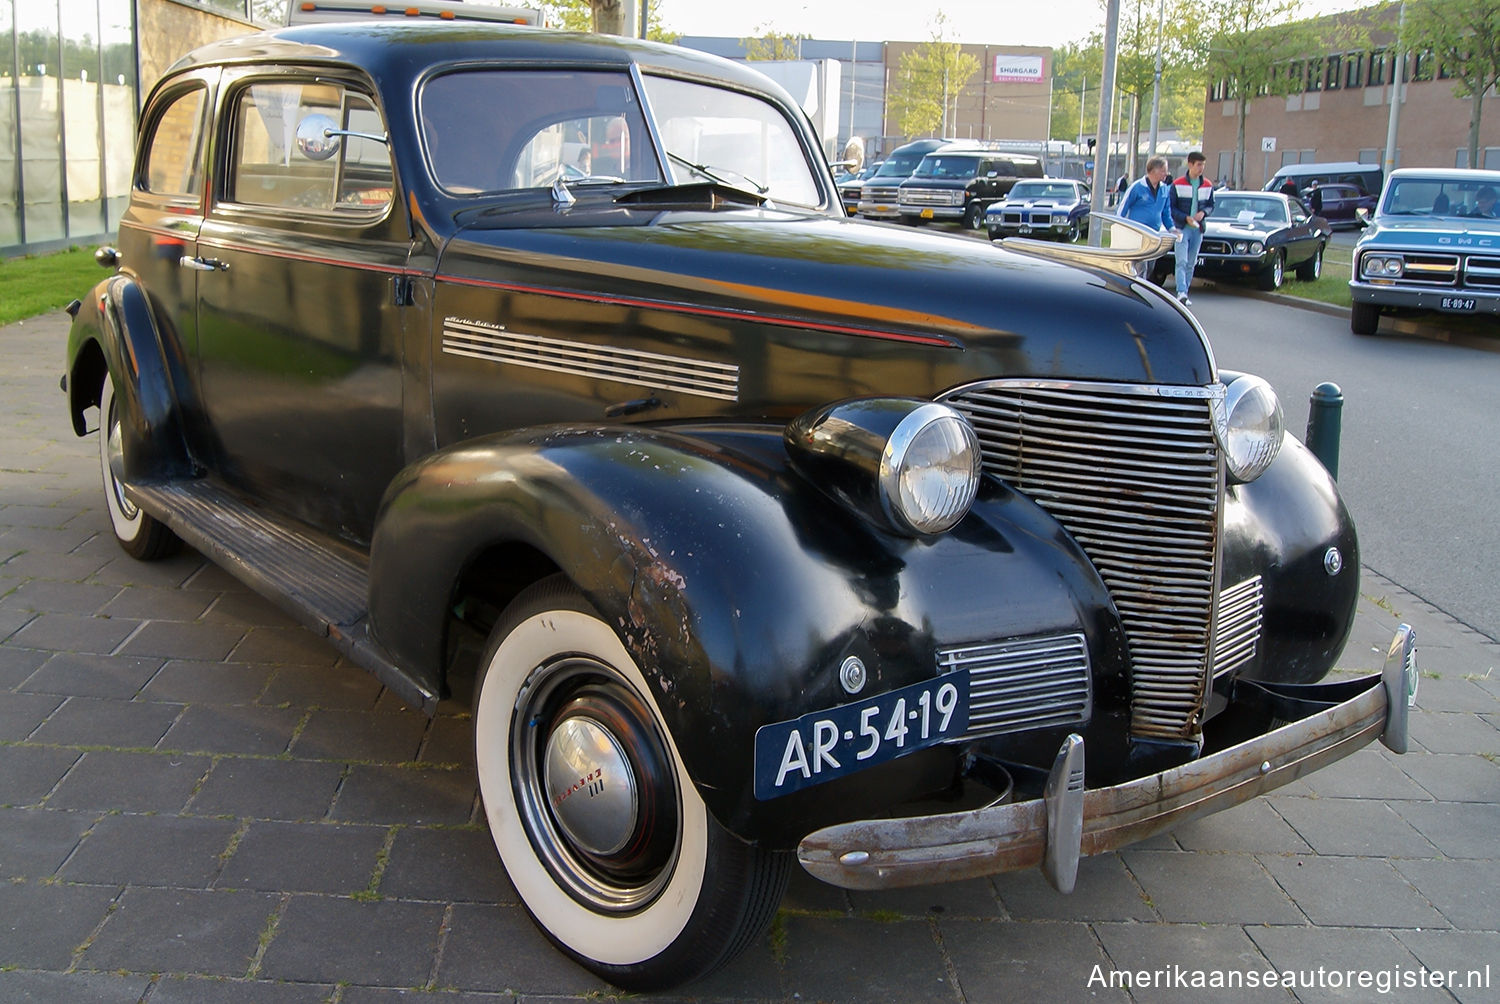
top-left (1221, 434), bottom-right (1360, 685)
top-left (65, 275), bottom-right (193, 481)
top-left (369, 424), bottom-right (1125, 841)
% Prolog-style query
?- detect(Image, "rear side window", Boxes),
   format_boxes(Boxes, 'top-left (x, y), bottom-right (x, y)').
top-left (228, 80), bottom-right (394, 214)
top-left (142, 88), bottom-right (209, 199)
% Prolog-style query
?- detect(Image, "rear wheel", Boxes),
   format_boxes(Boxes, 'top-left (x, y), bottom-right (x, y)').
top-left (1296, 243), bottom-right (1324, 281)
top-left (1258, 250), bottom-right (1285, 291)
top-left (474, 576), bottom-right (788, 992)
top-left (1350, 300), bottom-right (1381, 335)
top-left (99, 373), bottom-right (179, 560)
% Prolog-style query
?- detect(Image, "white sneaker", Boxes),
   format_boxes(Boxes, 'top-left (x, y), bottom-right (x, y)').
top-left (1176, 292), bottom-right (1192, 305)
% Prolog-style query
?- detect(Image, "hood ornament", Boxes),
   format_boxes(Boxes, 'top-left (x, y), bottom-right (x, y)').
top-left (1003, 212), bottom-right (1176, 278)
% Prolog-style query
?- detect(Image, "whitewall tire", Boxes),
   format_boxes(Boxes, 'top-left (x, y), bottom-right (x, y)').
top-left (99, 373), bottom-right (178, 560)
top-left (473, 575), bottom-right (787, 991)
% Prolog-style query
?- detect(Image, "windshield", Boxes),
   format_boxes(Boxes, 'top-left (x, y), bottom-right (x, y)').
top-left (1213, 196), bottom-right (1288, 225)
top-left (419, 68), bottom-right (822, 207)
top-left (1381, 176), bottom-right (1500, 218)
top-left (638, 74), bottom-right (821, 207)
top-left (874, 151), bottom-right (927, 177)
top-left (1008, 182), bottom-right (1076, 200)
top-left (912, 155), bottom-right (981, 179)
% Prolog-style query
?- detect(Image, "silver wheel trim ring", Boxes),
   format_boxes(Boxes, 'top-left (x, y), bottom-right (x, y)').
top-left (104, 393), bottom-right (139, 521)
top-left (510, 657), bottom-right (681, 913)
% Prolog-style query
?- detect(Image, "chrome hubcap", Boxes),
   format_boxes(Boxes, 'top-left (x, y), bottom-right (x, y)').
top-left (543, 716), bottom-right (639, 856)
top-left (512, 657), bottom-right (680, 912)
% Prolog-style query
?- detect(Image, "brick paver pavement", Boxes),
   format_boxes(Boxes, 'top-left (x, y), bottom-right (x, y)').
top-left (2, 312), bottom-right (1497, 1003)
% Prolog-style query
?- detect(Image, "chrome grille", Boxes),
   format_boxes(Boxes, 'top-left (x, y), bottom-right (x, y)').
top-left (1463, 255), bottom-right (1500, 288)
top-left (943, 381), bottom-right (1222, 741)
top-left (1212, 575), bottom-right (1263, 678)
top-left (938, 633), bottom-right (1090, 740)
top-left (1399, 253), bottom-right (1459, 286)
top-left (901, 188), bottom-right (960, 207)
top-left (1201, 239), bottom-right (1232, 255)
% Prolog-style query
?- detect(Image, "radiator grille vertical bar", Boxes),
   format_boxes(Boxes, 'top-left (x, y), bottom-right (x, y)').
top-left (944, 381), bottom-right (1223, 741)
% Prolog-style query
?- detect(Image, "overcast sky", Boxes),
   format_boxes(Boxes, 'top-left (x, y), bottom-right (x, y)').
top-left (657, 0), bottom-right (1375, 50)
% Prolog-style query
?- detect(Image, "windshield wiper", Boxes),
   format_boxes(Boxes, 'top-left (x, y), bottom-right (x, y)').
top-left (666, 152), bottom-right (769, 195)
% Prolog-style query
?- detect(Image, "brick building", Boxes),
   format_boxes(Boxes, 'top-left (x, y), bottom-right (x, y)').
top-left (1202, 3), bottom-right (1500, 189)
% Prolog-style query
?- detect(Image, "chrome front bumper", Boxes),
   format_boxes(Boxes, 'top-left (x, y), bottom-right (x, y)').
top-left (798, 625), bottom-right (1417, 893)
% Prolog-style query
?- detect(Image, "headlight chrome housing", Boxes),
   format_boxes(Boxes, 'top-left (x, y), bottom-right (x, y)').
top-left (1217, 375), bottom-right (1285, 483)
top-left (1233, 240), bottom-right (1249, 254)
top-left (1250, 241), bottom-right (1264, 254)
top-left (1362, 255), bottom-right (1404, 278)
top-left (785, 399), bottom-right (981, 536)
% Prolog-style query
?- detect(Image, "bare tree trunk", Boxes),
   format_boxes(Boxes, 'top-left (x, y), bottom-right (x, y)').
top-left (591, 0), bottom-right (625, 35)
top-left (1470, 85), bottom-right (1485, 168)
top-left (1235, 96), bottom-right (1248, 189)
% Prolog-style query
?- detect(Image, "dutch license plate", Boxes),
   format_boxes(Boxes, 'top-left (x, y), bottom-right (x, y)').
top-left (753, 672), bottom-right (969, 799)
top-left (1440, 296), bottom-right (1476, 312)
top-left (921, 208), bottom-right (934, 219)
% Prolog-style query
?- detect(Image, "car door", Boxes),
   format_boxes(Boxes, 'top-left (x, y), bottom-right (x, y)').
top-left (194, 69), bottom-right (413, 542)
top-left (1285, 200), bottom-right (1318, 266)
top-left (116, 71), bottom-right (217, 373)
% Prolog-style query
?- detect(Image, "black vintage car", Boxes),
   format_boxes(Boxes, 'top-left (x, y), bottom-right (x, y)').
top-left (1156, 191), bottom-right (1332, 291)
top-left (64, 22), bottom-right (1416, 993)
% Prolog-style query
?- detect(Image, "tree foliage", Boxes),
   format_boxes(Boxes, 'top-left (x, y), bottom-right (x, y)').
top-left (546, 0), bottom-right (678, 41)
top-left (887, 14), bottom-right (979, 138)
top-left (742, 24), bottom-right (807, 61)
top-left (1403, 0), bottom-right (1500, 167)
top-left (1195, 0), bottom-right (1327, 186)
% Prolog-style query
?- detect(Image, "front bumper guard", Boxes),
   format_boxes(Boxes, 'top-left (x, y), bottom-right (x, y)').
top-left (799, 625), bottom-right (1418, 893)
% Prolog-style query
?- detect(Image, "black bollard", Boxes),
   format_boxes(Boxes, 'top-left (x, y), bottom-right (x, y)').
top-left (1305, 382), bottom-right (1343, 480)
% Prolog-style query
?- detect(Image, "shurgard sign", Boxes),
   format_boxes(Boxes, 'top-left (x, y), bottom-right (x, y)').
top-left (993, 55), bottom-right (1045, 83)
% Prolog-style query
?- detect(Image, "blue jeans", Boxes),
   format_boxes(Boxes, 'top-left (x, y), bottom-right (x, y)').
top-left (1175, 224), bottom-right (1203, 295)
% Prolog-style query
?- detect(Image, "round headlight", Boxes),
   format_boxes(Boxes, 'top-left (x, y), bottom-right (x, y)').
top-left (1361, 256), bottom-right (1383, 276)
top-left (879, 404), bottom-right (981, 535)
top-left (1234, 241), bottom-right (1249, 254)
top-left (1250, 241), bottom-right (1264, 254)
top-left (1384, 257), bottom-right (1403, 276)
top-left (1220, 375), bottom-right (1284, 483)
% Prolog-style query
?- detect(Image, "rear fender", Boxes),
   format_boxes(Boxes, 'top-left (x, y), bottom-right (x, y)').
top-left (65, 275), bottom-right (194, 481)
top-left (369, 424), bottom-right (1121, 840)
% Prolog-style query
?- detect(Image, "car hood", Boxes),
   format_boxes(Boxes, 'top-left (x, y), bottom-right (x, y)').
top-left (438, 207), bottom-right (1213, 388)
top-left (997, 199), bottom-right (1080, 209)
top-left (1360, 215), bottom-right (1500, 248)
top-left (1202, 218), bottom-right (1277, 240)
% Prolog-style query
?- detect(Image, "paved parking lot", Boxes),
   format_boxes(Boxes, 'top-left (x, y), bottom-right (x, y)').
top-left (2, 311), bottom-right (1498, 1003)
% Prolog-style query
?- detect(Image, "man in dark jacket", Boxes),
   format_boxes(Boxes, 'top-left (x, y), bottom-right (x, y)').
top-left (1170, 151), bottom-right (1215, 304)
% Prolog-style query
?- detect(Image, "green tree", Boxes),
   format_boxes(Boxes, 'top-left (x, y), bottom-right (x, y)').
top-left (547, 0), bottom-right (679, 41)
top-left (1050, 41), bottom-right (1104, 144)
top-left (1196, 0), bottom-right (1324, 186)
top-left (1403, 0), bottom-right (1500, 168)
top-left (887, 14), bottom-right (979, 138)
top-left (742, 24), bottom-right (806, 60)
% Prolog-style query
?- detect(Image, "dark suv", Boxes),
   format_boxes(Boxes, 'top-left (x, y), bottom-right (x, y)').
top-left (898, 149), bottom-right (1043, 228)
top-left (854, 137), bottom-right (950, 220)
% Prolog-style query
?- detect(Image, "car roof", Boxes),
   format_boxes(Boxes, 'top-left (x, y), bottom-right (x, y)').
top-left (1388, 167), bottom-right (1500, 183)
top-left (1272, 162), bottom-right (1376, 177)
top-left (162, 21), bottom-right (780, 98)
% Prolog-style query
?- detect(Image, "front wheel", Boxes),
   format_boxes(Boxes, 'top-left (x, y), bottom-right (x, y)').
top-left (99, 373), bottom-right (179, 560)
top-left (1258, 250), bottom-right (1285, 291)
top-left (474, 576), bottom-right (788, 991)
top-left (1350, 300), bottom-right (1381, 335)
top-left (963, 202), bottom-right (983, 230)
top-left (1296, 243), bottom-right (1324, 281)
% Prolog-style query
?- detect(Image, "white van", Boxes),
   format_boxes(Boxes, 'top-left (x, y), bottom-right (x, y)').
top-left (288, 0), bottom-right (541, 25)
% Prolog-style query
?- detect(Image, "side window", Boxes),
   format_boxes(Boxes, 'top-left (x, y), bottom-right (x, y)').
top-left (143, 88), bottom-right (208, 198)
top-left (228, 80), bottom-right (393, 214)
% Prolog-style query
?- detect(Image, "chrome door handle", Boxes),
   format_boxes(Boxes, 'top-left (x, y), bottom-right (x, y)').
top-left (179, 255), bottom-right (228, 272)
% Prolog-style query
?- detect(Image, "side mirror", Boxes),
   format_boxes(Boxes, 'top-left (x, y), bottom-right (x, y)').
top-left (296, 114), bottom-right (341, 160)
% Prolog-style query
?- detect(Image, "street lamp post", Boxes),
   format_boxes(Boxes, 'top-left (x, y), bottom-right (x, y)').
top-left (1147, 0), bottom-right (1165, 157)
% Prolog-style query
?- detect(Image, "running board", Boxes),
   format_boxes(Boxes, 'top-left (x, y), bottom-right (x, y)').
top-left (127, 480), bottom-right (439, 714)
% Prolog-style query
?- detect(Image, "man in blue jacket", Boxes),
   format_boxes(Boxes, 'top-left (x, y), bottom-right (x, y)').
top-left (1118, 156), bottom-right (1175, 278)
top-left (1170, 151), bottom-right (1215, 304)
